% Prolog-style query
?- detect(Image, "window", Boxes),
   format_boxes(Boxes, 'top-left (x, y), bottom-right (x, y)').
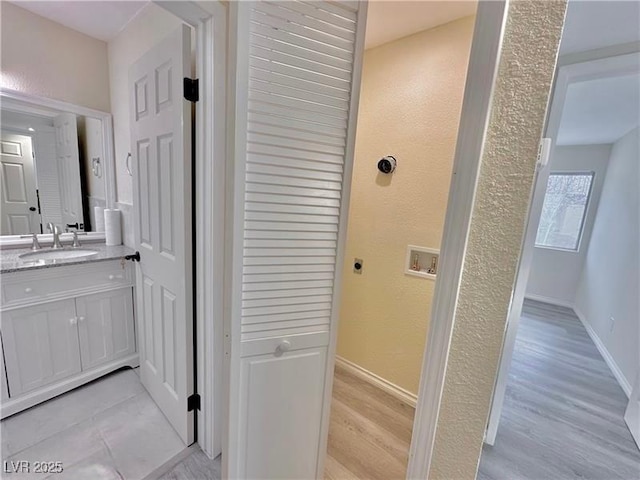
top-left (535, 172), bottom-right (594, 251)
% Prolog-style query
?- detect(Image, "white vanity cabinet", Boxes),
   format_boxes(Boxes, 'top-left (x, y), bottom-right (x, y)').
top-left (0, 259), bottom-right (138, 418)
top-left (76, 289), bottom-right (135, 370)
top-left (2, 299), bottom-right (82, 397)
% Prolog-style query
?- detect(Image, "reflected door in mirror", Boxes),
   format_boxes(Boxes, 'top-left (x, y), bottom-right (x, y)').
top-left (0, 132), bottom-right (40, 235)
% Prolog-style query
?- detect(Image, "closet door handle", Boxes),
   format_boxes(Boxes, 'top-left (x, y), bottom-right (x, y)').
top-left (275, 340), bottom-right (291, 356)
top-left (69, 317), bottom-right (78, 326)
top-left (78, 316), bottom-right (86, 323)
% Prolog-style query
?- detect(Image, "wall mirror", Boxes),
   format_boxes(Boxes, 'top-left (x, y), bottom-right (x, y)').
top-left (0, 90), bottom-right (115, 243)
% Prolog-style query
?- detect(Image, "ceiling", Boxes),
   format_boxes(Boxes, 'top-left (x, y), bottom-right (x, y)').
top-left (365, 1), bottom-right (477, 49)
top-left (557, 73), bottom-right (640, 145)
top-left (10, 1), bottom-right (148, 42)
top-left (560, 0), bottom-right (640, 56)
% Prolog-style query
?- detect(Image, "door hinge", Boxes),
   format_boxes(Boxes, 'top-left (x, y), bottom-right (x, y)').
top-left (187, 393), bottom-right (201, 411)
top-left (124, 251), bottom-right (141, 262)
top-left (183, 78), bottom-right (199, 103)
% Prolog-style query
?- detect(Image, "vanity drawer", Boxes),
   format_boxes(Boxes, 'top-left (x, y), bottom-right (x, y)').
top-left (2, 260), bottom-right (133, 308)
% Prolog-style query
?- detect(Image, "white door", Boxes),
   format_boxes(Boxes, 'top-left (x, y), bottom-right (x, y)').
top-left (129, 25), bottom-right (194, 445)
top-left (76, 288), bottom-right (136, 370)
top-left (226, 2), bottom-right (366, 477)
top-left (0, 132), bottom-right (39, 235)
top-left (2, 299), bottom-right (81, 397)
top-left (53, 113), bottom-right (83, 230)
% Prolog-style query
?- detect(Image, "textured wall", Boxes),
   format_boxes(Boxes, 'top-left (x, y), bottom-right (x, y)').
top-left (337, 16), bottom-right (476, 394)
top-left (0, 2), bottom-right (111, 112)
top-left (429, 1), bottom-right (567, 478)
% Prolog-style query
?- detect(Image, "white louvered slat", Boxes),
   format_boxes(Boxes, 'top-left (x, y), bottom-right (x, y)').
top-left (259, 2), bottom-right (356, 42)
top-left (252, 4), bottom-right (354, 51)
top-left (239, 0), bottom-right (358, 344)
top-left (301, 0), bottom-right (357, 20)
top-left (249, 35), bottom-right (351, 72)
top-left (283, 1), bottom-right (356, 31)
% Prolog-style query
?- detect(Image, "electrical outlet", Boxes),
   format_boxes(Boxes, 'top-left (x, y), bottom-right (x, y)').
top-left (353, 258), bottom-right (363, 274)
top-left (609, 316), bottom-right (615, 333)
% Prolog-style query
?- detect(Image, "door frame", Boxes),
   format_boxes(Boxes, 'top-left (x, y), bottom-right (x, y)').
top-left (405, 1), bottom-right (509, 477)
top-left (484, 49), bottom-right (640, 445)
top-left (153, 0), bottom-right (226, 458)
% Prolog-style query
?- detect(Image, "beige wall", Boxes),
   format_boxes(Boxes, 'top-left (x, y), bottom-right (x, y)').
top-left (430, 1), bottom-right (567, 478)
top-left (107, 3), bottom-right (183, 208)
top-left (0, 2), bottom-right (110, 112)
top-left (336, 16), bottom-right (476, 395)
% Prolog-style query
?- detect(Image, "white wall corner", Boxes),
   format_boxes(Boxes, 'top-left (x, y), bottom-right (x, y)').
top-left (573, 306), bottom-right (632, 398)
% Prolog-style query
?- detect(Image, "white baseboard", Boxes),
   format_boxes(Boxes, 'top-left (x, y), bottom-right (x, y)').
top-left (573, 306), bottom-right (632, 398)
top-left (524, 293), bottom-right (575, 310)
top-left (334, 356), bottom-right (417, 407)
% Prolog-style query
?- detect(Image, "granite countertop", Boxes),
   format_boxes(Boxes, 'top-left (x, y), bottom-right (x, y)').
top-left (0, 244), bottom-right (136, 274)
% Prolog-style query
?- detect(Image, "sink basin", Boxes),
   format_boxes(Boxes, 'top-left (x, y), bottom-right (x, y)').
top-left (19, 248), bottom-right (99, 262)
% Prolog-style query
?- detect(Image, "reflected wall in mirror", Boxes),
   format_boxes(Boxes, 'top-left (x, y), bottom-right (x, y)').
top-left (1, 106), bottom-right (107, 235)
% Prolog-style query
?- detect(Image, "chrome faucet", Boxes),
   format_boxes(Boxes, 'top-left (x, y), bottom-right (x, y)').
top-left (20, 233), bottom-right (41, 250)
top-left (47, 223), bottom-right (63, 249)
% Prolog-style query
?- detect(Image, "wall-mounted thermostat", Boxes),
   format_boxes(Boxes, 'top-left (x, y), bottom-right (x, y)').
top-left (405, 245), bottom-right (440, 280)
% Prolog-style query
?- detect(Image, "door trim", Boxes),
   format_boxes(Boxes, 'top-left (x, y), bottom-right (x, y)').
top-left (154, 0), bottom-right (227, 459)
top-left (405, 2), bottom-right (509, 477)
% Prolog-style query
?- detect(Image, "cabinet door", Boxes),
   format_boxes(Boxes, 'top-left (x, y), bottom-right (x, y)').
top-left (76, 288), bottom-right (135, 370)
top-left (2, 299), bottom-right (81, 396)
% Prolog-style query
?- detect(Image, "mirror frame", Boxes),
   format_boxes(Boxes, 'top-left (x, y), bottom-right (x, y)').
top-left (0, 88), bottom-right (116, 246)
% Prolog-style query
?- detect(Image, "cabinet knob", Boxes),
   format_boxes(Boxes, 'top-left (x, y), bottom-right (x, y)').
top-left (275, 340), bottom-right (291, 356)
top-left (108, 274), bottom-right (115, 280)
top-left (108, 274), bottom-right (124, 280)
top-left (24, 287), bottom-right (33, 294)
top-left (78, 316), bottom-right (86, 322)
top-left (69, 317), bottom-right (78, 326)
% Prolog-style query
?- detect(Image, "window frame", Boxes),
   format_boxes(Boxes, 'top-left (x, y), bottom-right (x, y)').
top-left (534, 170), bottom-right (596, 253)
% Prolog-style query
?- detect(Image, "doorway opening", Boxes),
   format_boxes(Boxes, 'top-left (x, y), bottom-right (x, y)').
top-left (0, 2), bottom-right (222, 478)
top-left (323, 2), bottom-right (478, 478)
top-left (480, 1), bottom-right (640, 478)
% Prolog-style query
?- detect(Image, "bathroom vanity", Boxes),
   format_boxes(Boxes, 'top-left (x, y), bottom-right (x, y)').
top-left (0, 244), bottom-right (138, 418)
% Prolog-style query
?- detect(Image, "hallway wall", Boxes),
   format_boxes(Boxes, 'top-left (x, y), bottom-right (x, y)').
top-left (336, 16), bottom-right (475, 394)
top-left (575, 127), bottom-right (639, 393)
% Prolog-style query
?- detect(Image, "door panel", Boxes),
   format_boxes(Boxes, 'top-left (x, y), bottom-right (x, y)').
top-left (129, 25), bottom-right (193, 445)
top-left (76, 288), bottom-right (136, 370)
top-left (2, 299), bottom-right (81, 396)
top-left (53, 114), bottom-right (83, 230)
top-left (0, 132), bottom-right (39, 235)
top-left (227, 1), bottom-right (367, 476)
top-left (238, 343), bottom-right (328, 479)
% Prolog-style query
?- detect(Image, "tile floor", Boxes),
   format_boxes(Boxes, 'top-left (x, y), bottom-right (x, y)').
top-left (1, 368), bottom-right (186, 480)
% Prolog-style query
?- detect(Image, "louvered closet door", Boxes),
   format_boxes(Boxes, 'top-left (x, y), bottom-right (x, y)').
top-left (227, 2), bottom-right (367, 478)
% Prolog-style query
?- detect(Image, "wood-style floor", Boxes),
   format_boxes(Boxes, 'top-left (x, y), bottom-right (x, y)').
top-left (478, 299), bottom-right (640, 480)
top-left (325, 299), bottom-right (640, 480)
top-left (324, 364), bottom-right (414, 480)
